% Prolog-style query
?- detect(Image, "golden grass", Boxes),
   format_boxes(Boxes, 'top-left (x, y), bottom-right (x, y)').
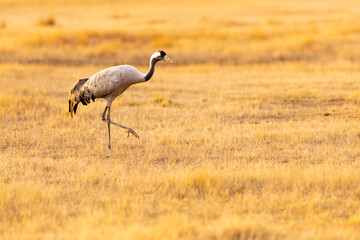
top-left (1, 0), bottom-right (360, 239)
top-left (2, 62), bottom-right (360, 239)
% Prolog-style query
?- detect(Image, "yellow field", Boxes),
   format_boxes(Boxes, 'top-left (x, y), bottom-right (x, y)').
top-left (1, 0), bottom-right (360, 239)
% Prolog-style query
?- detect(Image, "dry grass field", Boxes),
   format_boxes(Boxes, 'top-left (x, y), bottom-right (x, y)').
top-left (1, 0), bottom-right (360, 239)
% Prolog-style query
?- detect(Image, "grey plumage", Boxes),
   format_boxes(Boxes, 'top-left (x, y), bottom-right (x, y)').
top-left (68, 51), bottom-right (172, 149)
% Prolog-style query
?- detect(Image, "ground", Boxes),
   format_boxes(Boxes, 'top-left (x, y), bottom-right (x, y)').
top-left (1, 0), bottom-right (360, 239)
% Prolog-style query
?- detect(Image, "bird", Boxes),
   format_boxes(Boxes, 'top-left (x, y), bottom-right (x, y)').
top-left (68, 50), bottom-right (172, 149)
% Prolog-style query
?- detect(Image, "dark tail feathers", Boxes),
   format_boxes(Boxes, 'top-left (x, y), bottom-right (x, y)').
top-left (68, 77), bottom-right (95, 118)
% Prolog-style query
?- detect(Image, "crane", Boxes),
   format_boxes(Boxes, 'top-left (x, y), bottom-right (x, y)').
top-left (69, 50), bottom-right (172, 149)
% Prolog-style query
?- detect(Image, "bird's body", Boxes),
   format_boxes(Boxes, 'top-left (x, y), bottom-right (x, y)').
top-left (69, 50), bottom-right (172, 149)
top-left (85, 65), bottom-right (144, 104)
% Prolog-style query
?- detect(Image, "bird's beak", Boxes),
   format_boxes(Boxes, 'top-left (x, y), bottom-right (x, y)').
top-left (164, 55), bottom-right (173, 63)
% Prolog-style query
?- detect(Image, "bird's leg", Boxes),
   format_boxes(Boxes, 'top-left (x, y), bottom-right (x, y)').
top-left (102, 105), bottom-right (139, 149)
top-left (108, 121), bottom-right (140, 138)
top-left (101, 106), bottom-right (108, 122)
top-left (107, 106), bottom-right (111, 149)
top-left (105, 105), bottom-right (139, 138)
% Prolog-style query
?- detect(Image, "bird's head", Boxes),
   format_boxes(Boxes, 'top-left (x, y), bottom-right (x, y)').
top-left (151, 50), bottom-right (173, 63)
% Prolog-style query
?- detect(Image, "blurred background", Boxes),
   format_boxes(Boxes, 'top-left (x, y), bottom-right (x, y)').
top-left (1, 0), bottom-right (360, 66)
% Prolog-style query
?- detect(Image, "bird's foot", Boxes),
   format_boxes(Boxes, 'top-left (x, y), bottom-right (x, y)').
top-left (101, 117), bottom-right (107, 122)
top-left (127, 128), bottom-right (139, 138)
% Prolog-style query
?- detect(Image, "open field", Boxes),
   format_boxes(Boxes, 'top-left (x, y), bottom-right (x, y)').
top-left (1, 0), bottom-right (360, 239)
